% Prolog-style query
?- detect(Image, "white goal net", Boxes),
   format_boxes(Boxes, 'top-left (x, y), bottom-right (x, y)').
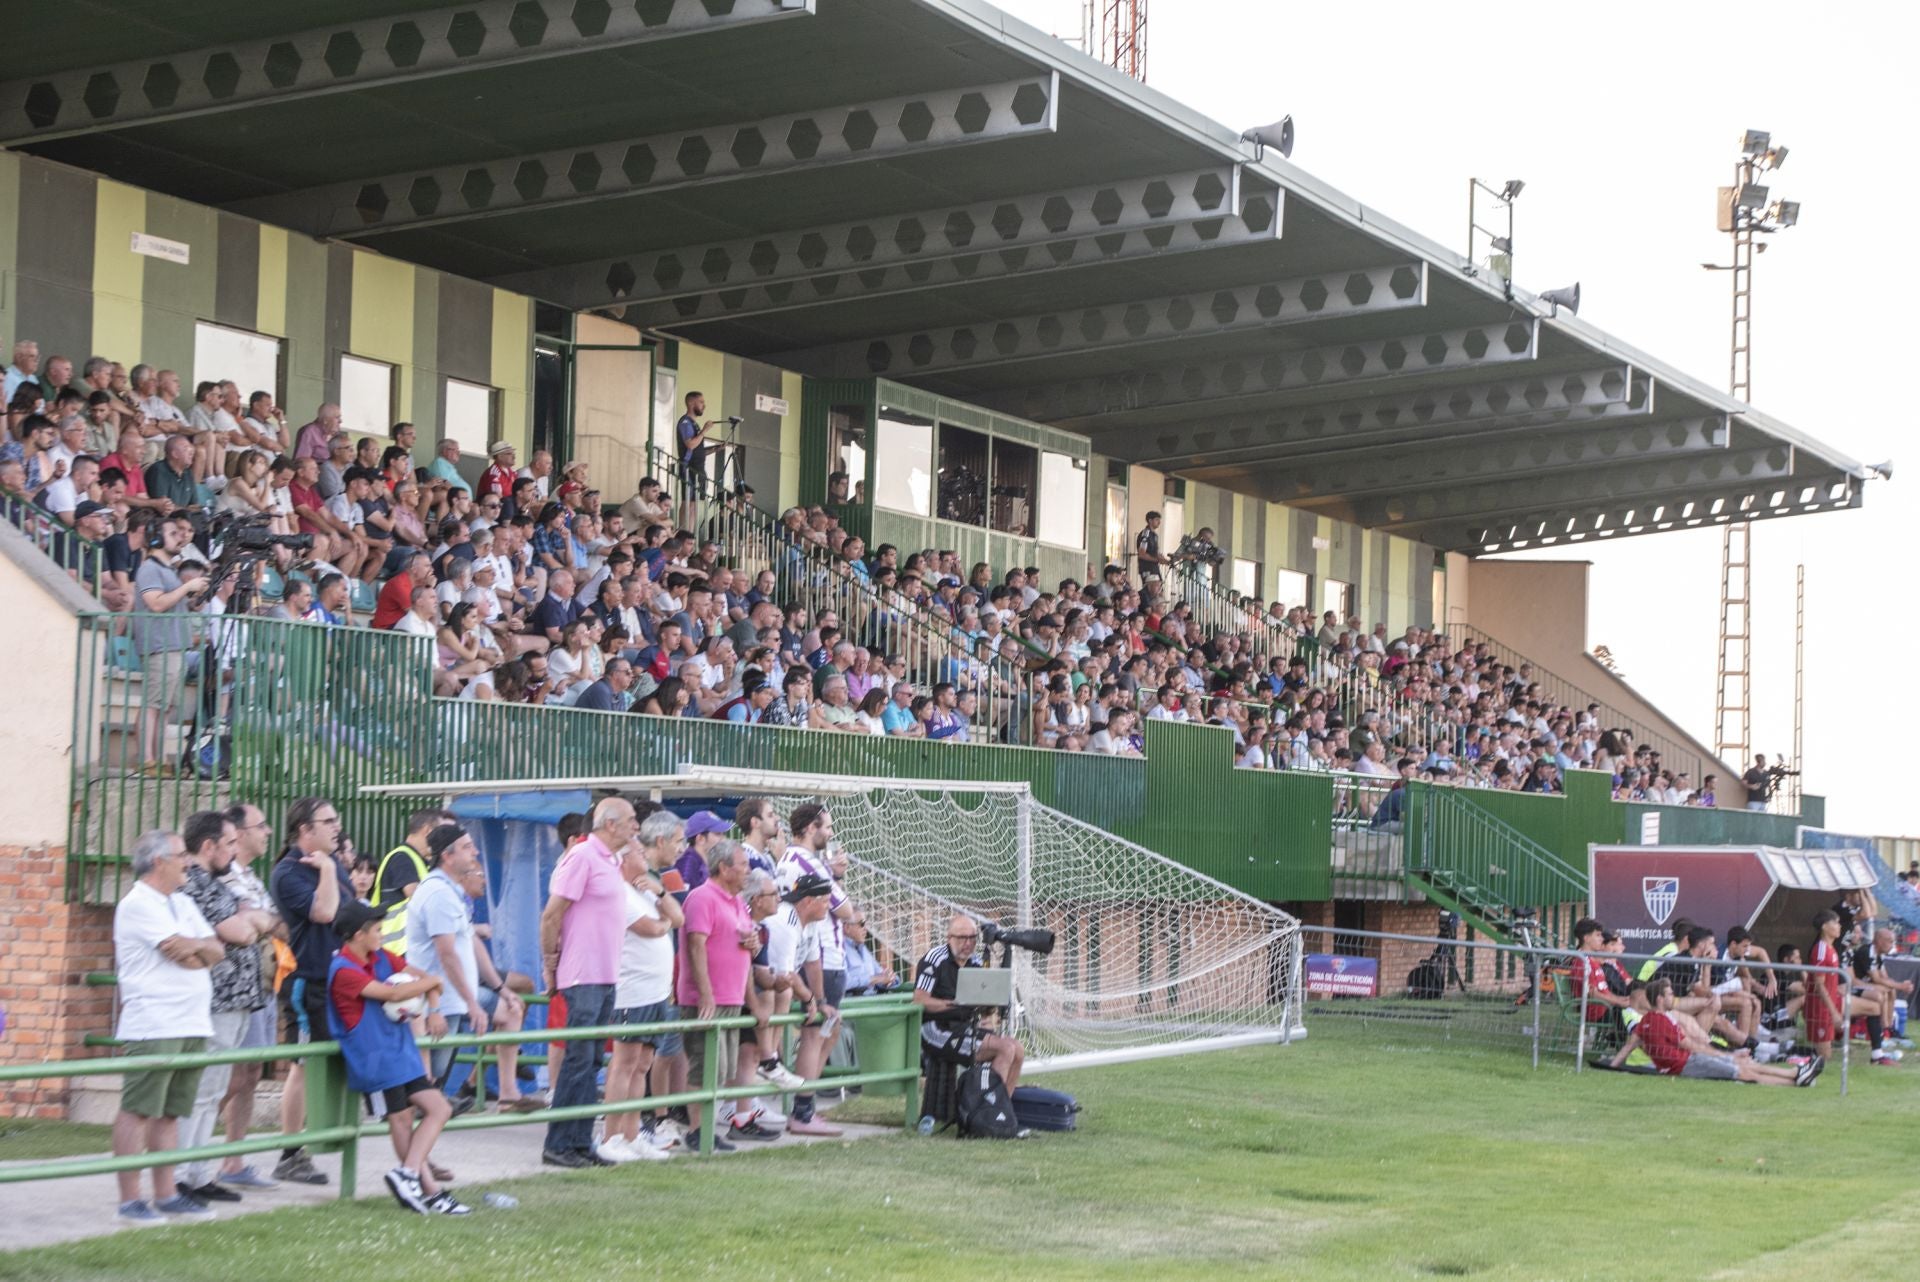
top-left (771, 786), bottom-right (1303, 1073)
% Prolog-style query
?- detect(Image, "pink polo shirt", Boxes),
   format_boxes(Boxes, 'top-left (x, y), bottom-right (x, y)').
top-left (676, 879), bottom-right (754, 1007)
top-left (551, 834), bottom-right (624, 989)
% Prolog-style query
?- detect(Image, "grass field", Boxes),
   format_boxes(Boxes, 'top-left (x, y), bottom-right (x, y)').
top-left (0, 1119), bottom-right (114, 1163)
top-left (0, 1023), bottom-right (1909, 1282)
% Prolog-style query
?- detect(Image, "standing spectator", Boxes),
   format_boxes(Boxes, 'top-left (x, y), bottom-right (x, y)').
top-left (131, 514), bottom-right (198, 777)
top-left (1743, 754), bottom-right (1773, 811)
top-left (210, 802), bottom-right (282, 1191)
top-left (267, 796), bottom-right (351, 1186)
top-left (671, 810), bottom-right (732, 892)
top-left (325, 901), bottom-right (470, 1216)
top-left (676, 838), bottom-right (757, 1153)
top-left (110, 829), bottom-right (224, 1225)
top-left (371, 807), bottom-right (452, 952)
top-left (1135, 510), bottom-right (1164, 581)
top-left (537, 797), bottom-right (637, 1168)
top-left (174, 811), bottom-right (274, 1205)
top-left (405, 823), bottom-right (525, 1098)
top-left (599, 811), bottom-right (686, 1162)
top-left (779, 803), bottom-right (856, 1136)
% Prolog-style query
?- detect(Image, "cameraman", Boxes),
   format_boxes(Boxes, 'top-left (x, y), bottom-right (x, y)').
top-left (1741, 753), bottom-right (1797, 812)
top-left (912, 914), bottom-right (1024, 1091)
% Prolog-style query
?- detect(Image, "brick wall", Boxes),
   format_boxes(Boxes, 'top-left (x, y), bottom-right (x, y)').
top-left (0, 844), bottom-right (116, 1118)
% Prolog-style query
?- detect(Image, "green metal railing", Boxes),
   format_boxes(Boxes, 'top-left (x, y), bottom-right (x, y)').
top-left (0, 996), bottom-right (924, 1191)
top-left (6, 492), bottom-right (105, 600)
top-left (1413, 785), bottom-right (1587, 941)
top-left (648, 444), bottom-right (1026, 745)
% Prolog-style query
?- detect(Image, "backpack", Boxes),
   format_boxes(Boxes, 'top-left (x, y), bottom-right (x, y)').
top-left (1406, 957), bottom-right (1444, 1000)
top-left (954, 1063), bottom-right (1023, 1139)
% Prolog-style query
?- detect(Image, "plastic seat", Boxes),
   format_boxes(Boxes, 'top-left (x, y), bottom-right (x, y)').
top-left (107, 635), bottom-right (141, 673)
top-left (257, 566), bottom-right (285, 602)
top-left (349, 579), bottom-right (378, 615)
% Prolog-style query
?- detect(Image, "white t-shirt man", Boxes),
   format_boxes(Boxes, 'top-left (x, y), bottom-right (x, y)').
top-left (405, 869), bottom-right (478, 1018)
top-left (38, 473), bottom-right (81, 517)
top-left (764, 903), bottom-right (826, 980)
top-left (324, 491), bottom-right (365, 531)
top-left (113, 880), bottom-right (215, 1042)
top-left (616, 882), bottom-right (674, 1008)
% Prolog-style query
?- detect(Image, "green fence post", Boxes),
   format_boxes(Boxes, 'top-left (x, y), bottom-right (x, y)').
top-left (700, 1023), bottom-right (718, 1156)
top-left (901, 1004), bottom-right (921, 1131)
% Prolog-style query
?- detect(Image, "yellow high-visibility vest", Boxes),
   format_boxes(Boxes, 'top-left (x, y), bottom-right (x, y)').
top-left (372, 842), bottom-right (429, 944)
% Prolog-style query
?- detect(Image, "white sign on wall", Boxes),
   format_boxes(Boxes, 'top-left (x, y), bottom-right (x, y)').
top-left (754, 393), bottom-right (789, 416)
top-left (1639, 812), bottom-right (1661, 846)
top-left (130, 232), bottom-right (190, 264)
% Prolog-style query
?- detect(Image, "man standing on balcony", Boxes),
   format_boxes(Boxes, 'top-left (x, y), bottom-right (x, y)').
top-left (1134, 512), bottom-right (1166, 583)
top-left (111, 828), bottom-right (225, 1225)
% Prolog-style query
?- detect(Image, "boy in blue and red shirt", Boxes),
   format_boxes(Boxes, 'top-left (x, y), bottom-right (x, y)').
top-left (327, 900), bottom-right (470, 1216)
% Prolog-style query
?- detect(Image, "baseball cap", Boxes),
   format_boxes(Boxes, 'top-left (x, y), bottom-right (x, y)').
top-left (938, 576), bottom-right (961, 589)
top-left (426, 822), bottom-right (467, 861)
top-left (488, 439), bottom-right (513, 456)
top-left (333, 900), bottom-right (387, 940)
top-left (72, 500), bottom-right (109, 521)
top-left (684, 810), bottom-right (731, 838)
top-left (782, 872), bottom-right (835, 903)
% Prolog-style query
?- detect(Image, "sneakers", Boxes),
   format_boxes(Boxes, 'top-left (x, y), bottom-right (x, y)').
top-left (684, 1128), bottom-right (737, 1154)
top-left (1793, 1061), bottom-right (1817, 1087)
top-left (384, 1166), bottom-right (430, 1215)
top-left (595, 1136), bottom-right (643, 1164)
top-left (116, 1199), bottom-right (166, 1227)
top-left (181, 1180), bottom-right (241, 1203)
top-left (730, 1117), bottom-right (780, 1142)
top-left (619, 1131), bottom-right (674, 1161)
top-left (641, 1120), bottom-right (681, 1152)
top-left (273, 1150), bottom-right (328, 1185)
top-left (752, 1097), bottom-right (788, 1127)
top-left (785, 1116), bottom-right (844, 1138)
top-left (426, 1192), bottom-right (474, 1216)
top-left (153, 1194), bottom-right (215, 1220)
top-left (498, 1095), bottom-right (547, 1114)
top-left (1876, 1044), bottom-right (1904, 1061)
top-left (757, 1059), bottom-right (805, 1091)
top-left (217, 1166), bottom-right (279, 1189)
top-left (541, 1148), bottom-right (591, 1169)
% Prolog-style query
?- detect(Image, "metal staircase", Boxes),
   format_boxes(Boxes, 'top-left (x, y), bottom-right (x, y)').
top-left (1406, 786), bottom-right (1588, 945)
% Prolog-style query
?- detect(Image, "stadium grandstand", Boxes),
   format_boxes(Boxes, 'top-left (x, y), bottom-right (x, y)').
top-left (0, 0), bottom-right (1911, 1265)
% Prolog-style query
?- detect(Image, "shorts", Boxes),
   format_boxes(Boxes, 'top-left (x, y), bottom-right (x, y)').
top-left (1805, 998), bottom-right (1836, 1044)
top-left (238, 1002), bottom-right (277, 1050)
top-left (364, 1075), bottom-right (436, 1120)
top-left (1679, 1054), bottom-right (1739, 1081)
top-left (428, 1013), bottom-right (470, 1084)
top-left (615, 999), bottom-right (682, 1054)
top-left (120, 1038), bottom-right (208, 1118)
top-left (280, 976), bottom-right (330, 1045)
top-left (140, 650), bottom-right (190, 717)
top-left (819, 968), bottom-right (846, 1009)
top-left (680, 1004), bottom-right (740, 1089)
top-left (922, 1028), bottom-right (981, 1066)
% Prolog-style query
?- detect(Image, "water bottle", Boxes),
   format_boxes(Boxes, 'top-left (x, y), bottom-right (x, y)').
top-left (482, 1192), bottom-right (519, 1210)
top-left (916, 1116), bottom-right (936, 1136)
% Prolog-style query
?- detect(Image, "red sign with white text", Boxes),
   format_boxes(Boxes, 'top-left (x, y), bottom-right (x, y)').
top-left (1588, 846), bottom-right (1776, 952)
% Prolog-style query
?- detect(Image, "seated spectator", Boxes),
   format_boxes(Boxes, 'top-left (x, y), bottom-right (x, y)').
top-left (325, 900), bottom-right (470, 1214)
top-left (1607, 979), bottom-right (1812, 1086)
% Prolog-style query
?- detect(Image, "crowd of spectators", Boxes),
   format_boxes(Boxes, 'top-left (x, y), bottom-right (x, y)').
top-left (4, 340), bottom-right (1741, 805)
top-left (107, 788), bottom-right (937, 1220)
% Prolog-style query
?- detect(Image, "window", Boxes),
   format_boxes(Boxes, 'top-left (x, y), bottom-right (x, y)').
top-left (651, 366), bottom-right (677, 462)
top-left (193, 322), bottom-right (280, 404)
top-left (872, 410), bottom-right (933, 516)
top-left (1322, 578), bottom-right (1355, 619)
top-left (1160, 498), bottom-right (1184, 550)
top-left (1231, 558), bottom-right (1259, 599)
top-left (1432, 564), bottom-right (1447, 628)
top-left (339, 354), bottom-right (396, 440)
top-left (443, 378), bottom-right (496, 458)
top-left (936, 424), bottom-right (989, 526)
top-left (1275, 568), bottom-right (1310, 612)
top-left (989, 439), bottom-right (1036, 536)
top-left (1103, 483), bottom-right (1128, 567)
top-left (828, 404), bottom-right (869, 505)
top-left (1036, 451), bottom-right (1088, 550)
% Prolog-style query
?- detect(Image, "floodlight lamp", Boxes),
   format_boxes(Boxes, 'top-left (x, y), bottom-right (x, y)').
top-left (1240, 115), bottom-right (1295, 160)
top-left (1539, 283), bottom-right (1580, 316)
top-left (1762, 144), bottom-right (1788, 170)
top-left (1770, 199), bottom-right (1800, 228)
top-left (1735, 182), bottom-right (1770, 211)
top-left (1740, 129), bottom-right (1771, 157)
top-left (1500, 179), bottom-right (1525, 202)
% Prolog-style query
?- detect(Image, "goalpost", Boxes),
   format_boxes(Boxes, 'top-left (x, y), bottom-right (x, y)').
top-left (363, 765), bottom-right (1305, 1074)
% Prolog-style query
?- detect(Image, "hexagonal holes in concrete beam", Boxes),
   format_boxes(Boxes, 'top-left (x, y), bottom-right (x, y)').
top-left (571, 0), bottom-right (613, 37)
top-left (263, 42), bottom-right (303, 89)
top-left (142, 62), bottom-right (183, 109)
top-left (83, 72), bottom-right (121, 119)
top-left (893, 218), bottom-right (926, 255)
top-left (897, 100), bottom-right (935, 144)
top-left (202, 52), bottom-right (242, 99)
top-left (731, 127), bottom-right (766, 169)
top-left (1297, 277), bottom-right (1329, 312)
top-left (1140, 180), bottom-right (1175, 219)
top-left (1191, 171), bottom-right (1227, 211)
top-left (567, 152), bottom-right (602, 194)
top-left (1089, 188), bottom-right (1124, 227)
top-left (23, 83), bottom-right (62, 129)
top-left (1389, 265), bottom-right (1422, 301)
top-left (786, 118), bottom-right (822, 160)
top-left (622, 143), bottom-right (656, 185)
top-left (841, 110), bottom-right (878, 153)
top-left (508, 1), bottom-right (549, 47)
top-left (676, 135), bottom-right (713, 177)
top-left (1461, 329), bottom-right (1491, 360)
top-left (1010, 81), bottom-right (1050, 126)
top-left (843, 225), bottom-right (877, 263)
top-left (460, 167), bottom-right (497, 209)
top-left (385, 22), bottom-right (426, 69)
top-left (795, 233), bottom-right (829, 270)
top-left (991, 204), bottom-right (1024, 241)
top-left (408, 175), bottom-right (443, 216)
top-left (954, 93), bottom-right (992, 135)
top-left (354, 184), bottom-right (390, 225)
top-left (651, 255), bottom-right (684, 291)
top-left (605, 261), bottom-right (637, 299)
top-left (864, 341), bottom-right (892, 374)
top-left (747, 241), bottom-right (780, 277)
top-left (943, 210), bottom-right (976, 249)
top-left (324, 31), bottom-right (364, 78)
top-left (446, 11), bottom-right (489, 58)
top-left (513, 159), bottom-right (549, 202)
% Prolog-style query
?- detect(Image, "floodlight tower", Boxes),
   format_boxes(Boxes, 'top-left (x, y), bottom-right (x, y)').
top-left (1705, 130), bottom-right (1797, 767)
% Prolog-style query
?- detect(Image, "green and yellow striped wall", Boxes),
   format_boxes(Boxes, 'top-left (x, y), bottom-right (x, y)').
top-left (0, 151), bottom-right (532, 454)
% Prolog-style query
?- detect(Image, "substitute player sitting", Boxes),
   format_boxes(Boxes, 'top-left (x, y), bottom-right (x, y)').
top-left (1609, 979), bottom-right (1813, 1087)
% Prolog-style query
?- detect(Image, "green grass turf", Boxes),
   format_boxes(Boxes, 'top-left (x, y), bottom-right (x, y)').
top-left (0, 1119), bottom-right (115, 1162)
top-left (0, 1023), bottom-right (1909, 1282)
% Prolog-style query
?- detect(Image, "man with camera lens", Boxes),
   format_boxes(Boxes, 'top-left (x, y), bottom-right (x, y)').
top-left (913, 914), bottom-right (1024, 1091)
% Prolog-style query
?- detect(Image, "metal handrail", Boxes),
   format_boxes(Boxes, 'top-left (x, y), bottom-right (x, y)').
top-left (0, 996), bottom-right (924, 1189)
top-left (4, 490), bottom-right (105, 600)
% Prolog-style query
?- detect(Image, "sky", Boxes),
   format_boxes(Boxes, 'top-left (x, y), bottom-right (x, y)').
top-left (997, 0), bottom-right (1915, 837)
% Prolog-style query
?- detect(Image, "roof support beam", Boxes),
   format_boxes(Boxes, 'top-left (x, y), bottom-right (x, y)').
top-left (498, 168), bottom-right (1280, 324)
top-left (231, 72), bottom-right (1059, 240)
top-left (1127, 367), bottom-right (1644, 469)
top-left (1423, 472), bottom-right (1859, 555)
top-left (0, 0), bottom-right (814, 144)
top-left (976, 319), bottom-right (1539, 426)
top-left (777, 262), bottom-right (1428, 380)
top-left (1370, 443), bottom-right (1793, 534)
top-left (1279, 413), bottom-right (1727, 510)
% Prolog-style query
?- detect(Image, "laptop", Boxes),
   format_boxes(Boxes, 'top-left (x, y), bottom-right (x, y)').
top-left (953, 967), bottom-right (1014, 1008)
